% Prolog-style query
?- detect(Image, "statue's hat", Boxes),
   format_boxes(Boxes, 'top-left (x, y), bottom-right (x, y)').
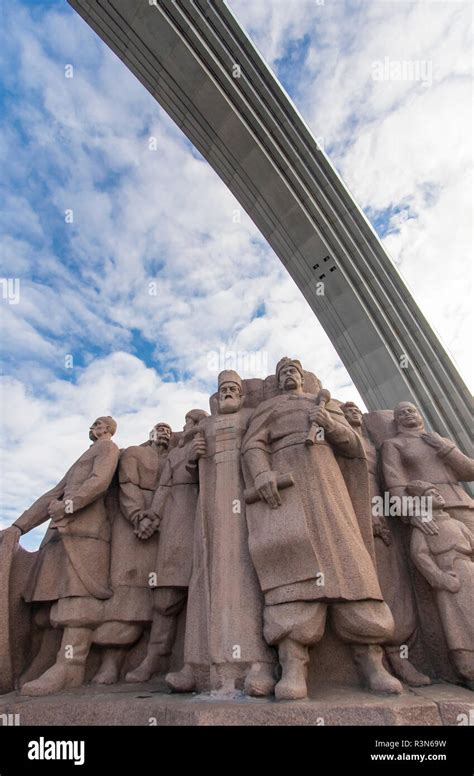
top-left (152, 422), bottom-right (172, 432)
top-left (218, 370), bottom-right (242, 389)
top-left (275, 357), bottom-right (304, 380)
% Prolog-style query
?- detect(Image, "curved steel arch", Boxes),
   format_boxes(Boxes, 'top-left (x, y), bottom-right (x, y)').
top-left (69, 0), bottom-right (472, 455)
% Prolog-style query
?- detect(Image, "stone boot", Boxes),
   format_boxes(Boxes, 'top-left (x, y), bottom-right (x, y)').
top-left (451, 649), bottom-right (474, 688)
top-left (19, 628), bottom-right (62, 689)
top-left (352, 644), bottom-right (403, 694)
top-left (244, 662), bottom-right (276, 697)
top-left (274, 638), bottom-right (309, 700)
top-left (386, 648), bottom-right (431, 687)
top-left (91, 648), bottom-right (128, 685)
top-left (165, 663), bottom-right (196, 693)
top-left (21, 627), bottom-right (92, 697)
top-left (125, 646), bottom-right (169, 683)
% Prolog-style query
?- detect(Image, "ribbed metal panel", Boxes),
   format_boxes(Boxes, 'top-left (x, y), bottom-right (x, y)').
top-left (67, 0), bottom-right (472, 457)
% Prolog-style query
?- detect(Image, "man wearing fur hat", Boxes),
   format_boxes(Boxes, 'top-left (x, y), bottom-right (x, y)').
top-left (241, 359), bottom-right (400, 700)
top-left (166, 370), bottom-right (276, 696)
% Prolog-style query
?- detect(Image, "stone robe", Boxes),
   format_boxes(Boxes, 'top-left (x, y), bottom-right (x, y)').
top-left (101, 443), bottom-right (169, 623)
top-left (242, 393), bottom-right (382, 606)
top-left (13, 439), bottom-right (120, 616)
top-left (151, 439), bottom-right (199, 588)
top-left (184, 410), bottom-right (273, 667)
top-left (410, 514), bottom-right (474, 652)
top-left (361, 426), bottom-right (417, 645)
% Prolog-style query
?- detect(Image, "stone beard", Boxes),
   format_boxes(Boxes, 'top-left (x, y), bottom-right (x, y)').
top-left (183, 407), bottom-right (274, 693)
top-left (167, 373), bottom-right (275, 696)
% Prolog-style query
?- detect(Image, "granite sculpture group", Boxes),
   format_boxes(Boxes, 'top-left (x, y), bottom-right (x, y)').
top-left (1, 358), bottom-right (473, 702)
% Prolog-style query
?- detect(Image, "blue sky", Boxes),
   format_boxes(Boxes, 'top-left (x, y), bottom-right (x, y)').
top-left (1, 0), bottom-right (472, 549)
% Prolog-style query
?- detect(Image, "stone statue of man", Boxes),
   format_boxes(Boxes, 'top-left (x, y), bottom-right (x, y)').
top-left (381, 402), bottom-right (474, 534)
top-left (241, 358), bottom-right (401, 700)
top-left (341, 402), bottom-right (430, 687)
top-left (125, 410), bottom-right (208, 683)
top-left (0, 417), bottom-right (119, 696)
top-left (91, 422), bottom-right (172, 685)
top-left (166, 370), bottom-right (276, 696)
top-left (406, 480), bottom-right (474, 689)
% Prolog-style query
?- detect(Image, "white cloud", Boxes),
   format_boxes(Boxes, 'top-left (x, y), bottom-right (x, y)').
top-left (230, 0), bottom-right (473, 385)
top-left (1, 0), bottom-right (471, 551)
top-left (0, 353), bottom-right (210, 548)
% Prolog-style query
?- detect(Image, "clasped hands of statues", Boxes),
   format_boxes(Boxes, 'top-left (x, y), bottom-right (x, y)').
top-left (134, 434), bottom-right (208, 541)
top-left (134, 512), bottom-right (160, 540)
top-left (2, 423), bottom-right (452, 543)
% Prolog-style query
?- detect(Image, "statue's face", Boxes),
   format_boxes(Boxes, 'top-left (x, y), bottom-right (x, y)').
top-left (218, 382), bottom-right (242, 414)
top-left (183, 414), bottom-right (196, 433)
top-left (150, 424), bottom-right (171, 446)
top-left (425, 487), bottom-right (445, 509)
top-left (89, 418), bottom-right (109, 441)
top-left (279, 364), bottom-right (303, 392)
top-left (343, 405), bottom-right (362, 426)
top-left (395, 402), bottom-right (424, 429)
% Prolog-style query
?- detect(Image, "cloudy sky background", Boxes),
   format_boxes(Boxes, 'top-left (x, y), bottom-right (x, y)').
top-left (0, 0), bottom-right (472, 549)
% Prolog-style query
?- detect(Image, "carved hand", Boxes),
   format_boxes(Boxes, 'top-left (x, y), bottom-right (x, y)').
top-left (437, 571), bottom-right (461, 593)
top-left (254, 471), bottom-right (282, 509)
top-left (373, 517), bottom-right (392, 545)
top-left (410, 514), bottom-right (439, 535)
top-left (0, 525), bottom-right (21, 542)
top-left (48, 499), bottom-right (67, 522)
top-left (421, 432), bottom-right (454, 457)
top-left (308, 407), bottom-right (335, 432)
top-left (189, 436), bottom-right (207, 462)
top-left (134, 512), bottom-right (160, 540)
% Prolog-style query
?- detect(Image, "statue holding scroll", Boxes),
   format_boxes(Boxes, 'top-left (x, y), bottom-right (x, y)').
top-left (241, 358), bottom-right (401, 700)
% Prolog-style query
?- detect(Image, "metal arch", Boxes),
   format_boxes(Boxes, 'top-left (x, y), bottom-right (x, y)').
top-left (67, 0), bottom-right (472, 456)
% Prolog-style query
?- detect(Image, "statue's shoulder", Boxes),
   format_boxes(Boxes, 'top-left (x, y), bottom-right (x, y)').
top-left (94, 437), bottom-right (119, 446)
top-left (199, 414), bottom-right (214, 431)
top-left (380, 434), bottom-right (403, 451)
top-left (94, 438), bottom-right (120, 457)
top-left (120, 444), bottom-right (148, 461)
top-left (249, 394), bottom-right (282, 416)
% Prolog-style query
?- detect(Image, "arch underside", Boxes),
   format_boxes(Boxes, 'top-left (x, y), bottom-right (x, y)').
top-left (68, 0), bottom-right (472, 456)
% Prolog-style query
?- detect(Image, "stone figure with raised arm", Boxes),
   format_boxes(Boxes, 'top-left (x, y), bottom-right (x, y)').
top-left (381, 402), bottom-right (474, 534)
top-left (0, 417), bottom-right (119, 696)
top-left (341, 401), bottom-right (430, 687)
top-left (91, 422), bottom-right (172, 685)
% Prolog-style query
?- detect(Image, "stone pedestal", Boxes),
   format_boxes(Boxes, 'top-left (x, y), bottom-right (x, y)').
top-left (0, 682), bottom-right (472, 726)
